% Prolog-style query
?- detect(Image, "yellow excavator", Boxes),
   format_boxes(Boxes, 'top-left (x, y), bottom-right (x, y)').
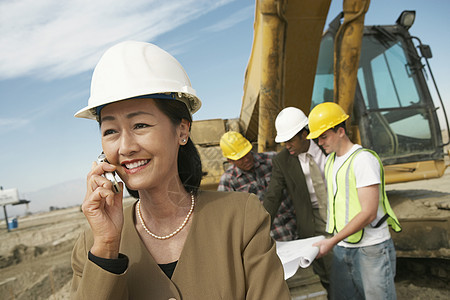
top-left (191, 0), bottom-right (449, 282)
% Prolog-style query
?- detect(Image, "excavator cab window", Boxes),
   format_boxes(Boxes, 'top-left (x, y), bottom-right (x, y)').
top-left (312, 20), bottom-right (443, 165)
top-left (357, 34), bottom-right (434, 160)
top-left (312, 33), bottom-right (335, 109)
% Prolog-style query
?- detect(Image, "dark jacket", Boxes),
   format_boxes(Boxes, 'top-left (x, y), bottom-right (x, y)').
top-left (263, 148), bottom-right (315, 238)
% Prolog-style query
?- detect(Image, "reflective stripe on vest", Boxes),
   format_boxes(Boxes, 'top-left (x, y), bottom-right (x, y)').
top-left (324, 148), bottom-right (402, 244)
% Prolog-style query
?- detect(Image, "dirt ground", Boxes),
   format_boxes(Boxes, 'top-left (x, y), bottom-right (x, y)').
top-left (0, 205), bottom-right (87, 300)
top-left (1, 168), bottom-right (449, 300)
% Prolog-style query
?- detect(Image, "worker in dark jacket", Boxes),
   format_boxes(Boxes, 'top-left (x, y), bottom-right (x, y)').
top-left (263, 107), bottom-right (332, 294)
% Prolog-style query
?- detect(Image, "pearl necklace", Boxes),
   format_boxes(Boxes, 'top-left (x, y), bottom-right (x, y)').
top-left (136, 192), bottom-right (195, 240)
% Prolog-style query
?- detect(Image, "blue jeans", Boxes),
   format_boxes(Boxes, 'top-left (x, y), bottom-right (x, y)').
top-left (330, 238), bottom-right (397, 300)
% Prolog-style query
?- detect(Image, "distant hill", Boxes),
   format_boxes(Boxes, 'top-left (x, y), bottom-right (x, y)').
top-left (28, 178), bottom-right (87, 212)
top-left (2, 178), bottom-right (86, 219)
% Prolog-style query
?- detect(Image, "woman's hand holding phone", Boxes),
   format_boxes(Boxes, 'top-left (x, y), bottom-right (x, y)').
top-left (82, 158), bottom-right (124, 259)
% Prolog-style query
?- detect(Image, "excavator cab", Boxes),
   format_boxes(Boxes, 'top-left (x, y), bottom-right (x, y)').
top-left (312, 10), bottom-right (449, 183)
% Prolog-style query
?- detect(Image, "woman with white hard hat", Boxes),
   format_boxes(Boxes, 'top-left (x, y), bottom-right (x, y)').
top-left (70, 41), bottom-right (290, 299)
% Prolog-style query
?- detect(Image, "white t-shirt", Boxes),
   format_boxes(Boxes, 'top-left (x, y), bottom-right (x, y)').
top-left (330, 144), bottom-right (391, 248)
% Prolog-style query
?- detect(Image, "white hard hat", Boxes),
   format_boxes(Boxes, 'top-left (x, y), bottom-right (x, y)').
top-left (74, 41), bottom-right (201, 120)
top-left (275, 107), bottom-right (309, 143)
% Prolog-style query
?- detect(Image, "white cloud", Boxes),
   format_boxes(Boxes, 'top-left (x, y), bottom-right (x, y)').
top-left (0, 0), bottom-right (236, 80)
top-left (203, 5), bottom-right (254, 33)
top-left (0, 118), bottom-right (31, 134)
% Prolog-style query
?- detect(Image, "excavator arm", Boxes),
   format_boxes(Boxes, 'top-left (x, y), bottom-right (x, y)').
top-left (240, 0), bottom-right (332, 152)
top-left (240, 0), bottom-right (370, 151)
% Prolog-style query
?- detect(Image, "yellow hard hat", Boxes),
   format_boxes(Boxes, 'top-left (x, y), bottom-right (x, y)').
top-left (220, 131), bottom-right (252, 160)
top-left (307, 102), bottom-right (349, 139)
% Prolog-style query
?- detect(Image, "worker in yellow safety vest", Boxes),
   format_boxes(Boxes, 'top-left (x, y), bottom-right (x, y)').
top-left (307, 102), bottom-right (401, 300)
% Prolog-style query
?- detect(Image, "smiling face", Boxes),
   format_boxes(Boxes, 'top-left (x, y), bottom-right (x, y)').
top-left (100, 98), bottom-right (189, 192)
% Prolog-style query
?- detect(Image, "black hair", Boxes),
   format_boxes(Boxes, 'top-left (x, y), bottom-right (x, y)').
top-left (295, 127), bottom-right (310, 138)
top-left (125, 99), bottom-right (202, 198)
top-left (332, 121), bottom-right (347, 134)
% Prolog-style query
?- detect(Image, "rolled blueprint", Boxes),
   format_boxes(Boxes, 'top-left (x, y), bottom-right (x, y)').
top-left (276, 235), bottom-right (325, 279)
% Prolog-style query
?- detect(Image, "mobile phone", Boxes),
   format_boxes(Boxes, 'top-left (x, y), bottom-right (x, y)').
top-left (97, 153), bottom-right (121, 194)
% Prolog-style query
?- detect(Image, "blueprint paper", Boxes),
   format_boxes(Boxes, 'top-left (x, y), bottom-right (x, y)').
top-left (275, 235), bottom-right (325, 279)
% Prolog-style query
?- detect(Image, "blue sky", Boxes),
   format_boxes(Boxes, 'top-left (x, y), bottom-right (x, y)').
top-left (1, 0), bottom-right (449, 210)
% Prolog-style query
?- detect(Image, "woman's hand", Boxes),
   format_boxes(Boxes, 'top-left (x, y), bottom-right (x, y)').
top-left (82, 161), bottom-right (124, 259)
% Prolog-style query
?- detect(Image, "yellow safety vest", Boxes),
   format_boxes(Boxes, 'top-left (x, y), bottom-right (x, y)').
top-left (324, 148), bottom-right (401, 244)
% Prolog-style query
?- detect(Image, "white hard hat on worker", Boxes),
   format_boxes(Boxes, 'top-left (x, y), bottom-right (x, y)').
top-left (274, 107), bottom-right (309, 143)
top-left (74, 41), bottom-right (202, 120)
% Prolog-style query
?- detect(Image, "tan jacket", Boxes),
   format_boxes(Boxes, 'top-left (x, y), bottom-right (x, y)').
top-left (71, 190), bottom-right (290, 299)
